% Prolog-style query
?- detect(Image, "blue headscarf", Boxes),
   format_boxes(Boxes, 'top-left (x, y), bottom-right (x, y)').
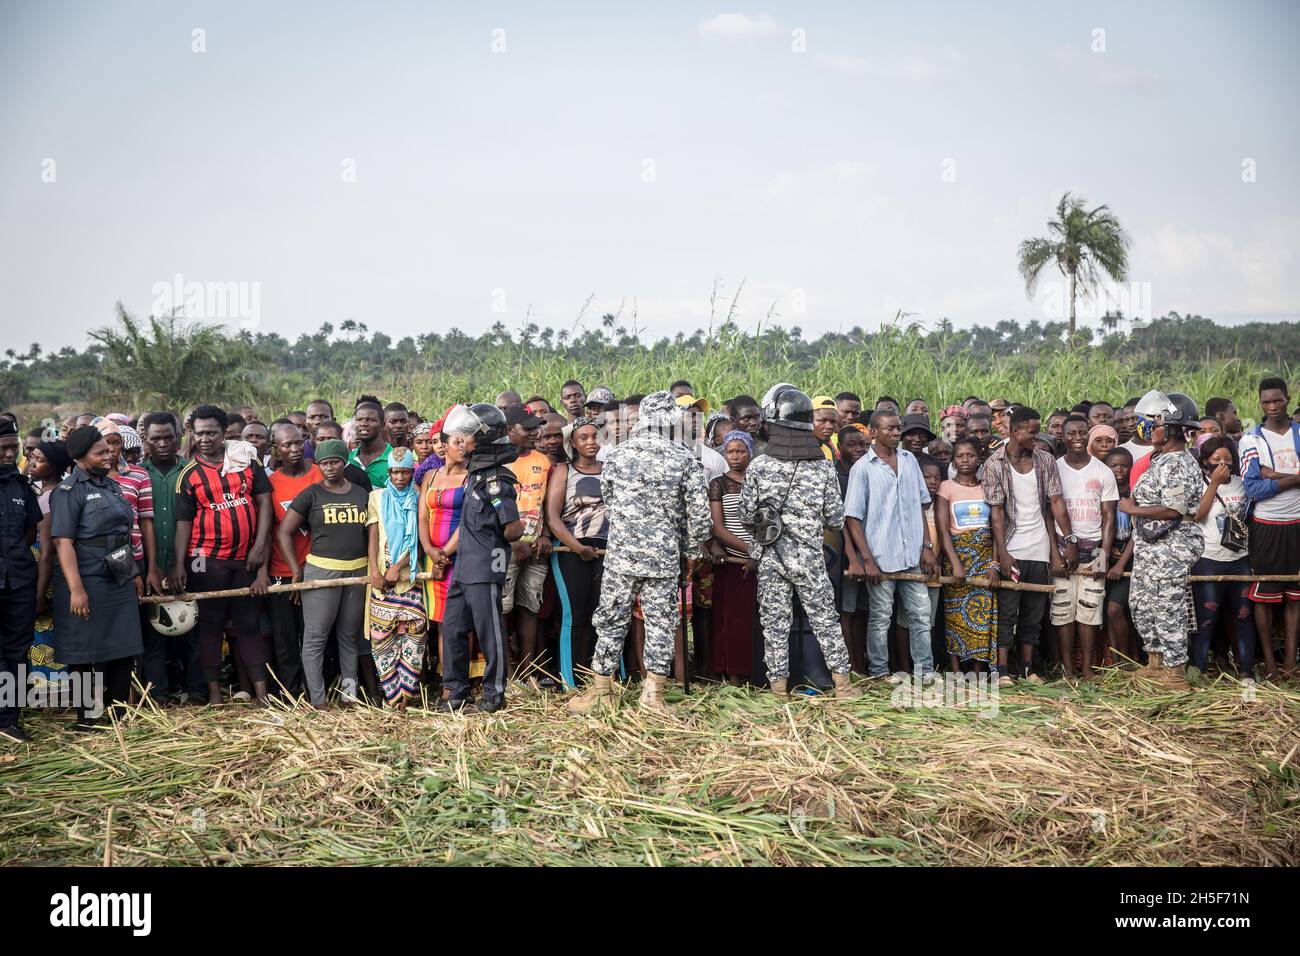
top-left (381, 447), bottom-right (420, 581)
top-left (721, 429), bottom-right (755, 459)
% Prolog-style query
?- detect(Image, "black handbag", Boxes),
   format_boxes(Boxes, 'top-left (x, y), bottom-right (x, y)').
top-left (1216, 492), bottom-right (1250, 554)
top-left (1135, 515), bottom-right (1180, 544)
top-left (103, 543), bottom-right (140, 586)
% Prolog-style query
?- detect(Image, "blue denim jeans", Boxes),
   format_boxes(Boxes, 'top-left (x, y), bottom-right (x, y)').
top-left (866, 568), bottom-right (935, 677)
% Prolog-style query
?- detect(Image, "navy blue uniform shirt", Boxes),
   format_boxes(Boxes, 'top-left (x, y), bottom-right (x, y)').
top-left (0, 466), bottom-right (41, 588)
top-left (455, 466), bottom-right (519, 585)
top-left (49, 467), bottom-right (134, 546)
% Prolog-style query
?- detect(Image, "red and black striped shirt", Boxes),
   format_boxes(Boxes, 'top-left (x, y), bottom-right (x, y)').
top-left (174, 457), bottom-right (271, 561)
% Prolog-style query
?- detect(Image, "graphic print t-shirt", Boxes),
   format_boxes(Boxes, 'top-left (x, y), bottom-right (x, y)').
top-left (1199, 474), bottom-right (1249, 563)
top-left (268, 464), bottom-right (322, 576)
top-left (288, 482), bottom-right (371, 564)
top-left (939, 479), bottom-right (990, 531)
top-left (1242, 427), bottom-right (1300, 522)
top-left (507, 450), bottom-right (552, 542)
top-left (175, 457), bottom-right (272, 561)
top-left (1055, 456), bottom-right (1119, 541)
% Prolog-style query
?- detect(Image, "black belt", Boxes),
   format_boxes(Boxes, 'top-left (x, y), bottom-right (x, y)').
top-left (77, 535), bottom-right (129, 549)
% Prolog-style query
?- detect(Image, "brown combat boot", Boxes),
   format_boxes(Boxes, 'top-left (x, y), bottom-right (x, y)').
top-left (832, 672), bottom-right (862, 700)
top-left (566, 674), bottom-right (615, 715)
top-left (1145, 652), bottom-right (1163, 676)
top-left (769, 678), bottom-right (789, 698)
top-left (639, 672), bottom-right (672, 715)
top-left (1162, 664), bottom-right (1192, 691)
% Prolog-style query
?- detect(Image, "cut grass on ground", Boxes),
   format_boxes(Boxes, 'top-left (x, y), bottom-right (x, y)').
top-left (1, 670), bottom-right (1297, 866)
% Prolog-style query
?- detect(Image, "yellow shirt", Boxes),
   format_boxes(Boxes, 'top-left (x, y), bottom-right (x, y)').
top-left (508, 450), bottom-right (552, 542)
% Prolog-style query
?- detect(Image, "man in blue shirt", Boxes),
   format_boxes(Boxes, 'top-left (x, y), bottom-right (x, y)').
top-left (843, 410), bottom-right (940, 682)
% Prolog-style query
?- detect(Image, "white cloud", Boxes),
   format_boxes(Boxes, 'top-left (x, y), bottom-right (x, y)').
top-left (697, 13), bottom-right (778, 39)
top-left (1139, 222), bottom-right (1300, 317)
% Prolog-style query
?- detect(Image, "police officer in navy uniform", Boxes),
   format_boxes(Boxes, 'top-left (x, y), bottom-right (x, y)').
top-left (49, 425), bottom-right (143, 731)
top-left (0, 418), bottom-right (43, 742)
top-left (439, 404), bottom-right (524, 713)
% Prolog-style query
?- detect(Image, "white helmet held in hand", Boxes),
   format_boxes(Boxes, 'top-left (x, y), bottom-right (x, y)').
top-left (150, 599), bottom-right (198, 636)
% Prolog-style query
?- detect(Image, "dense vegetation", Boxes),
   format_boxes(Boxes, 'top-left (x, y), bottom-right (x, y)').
top-left (1, 303), bottom-right (1294, 424)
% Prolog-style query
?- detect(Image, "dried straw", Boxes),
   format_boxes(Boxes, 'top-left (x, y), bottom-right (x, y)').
top-left (1, 671), bottom-right (1296, 866)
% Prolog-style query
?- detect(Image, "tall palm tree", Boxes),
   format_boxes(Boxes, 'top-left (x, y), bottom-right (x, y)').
top-left (1017, 192), bottom-right (1130, 341)
top-left (89, 303), bottom-right (266, 410)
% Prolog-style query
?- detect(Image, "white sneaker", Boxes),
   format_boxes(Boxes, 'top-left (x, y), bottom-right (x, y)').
top-left (886, 673), bottom-right (906, 686)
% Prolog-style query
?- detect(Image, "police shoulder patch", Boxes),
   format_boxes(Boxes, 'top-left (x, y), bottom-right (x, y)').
top-left (487, 479), bottom-right (501, 496)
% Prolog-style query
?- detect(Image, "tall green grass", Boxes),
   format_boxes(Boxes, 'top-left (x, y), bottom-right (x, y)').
top-left (299, 327), bottom-right (1282, 427)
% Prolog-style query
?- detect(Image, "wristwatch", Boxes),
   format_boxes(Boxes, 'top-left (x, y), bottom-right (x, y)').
top-left (1062, 534), bottom-right (1079, 545)
top-left (923, 541), bottom-right (934, 550)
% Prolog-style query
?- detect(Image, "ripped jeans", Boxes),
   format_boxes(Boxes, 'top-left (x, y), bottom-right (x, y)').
top-left (1191, 556), bottom-right (1257, 674)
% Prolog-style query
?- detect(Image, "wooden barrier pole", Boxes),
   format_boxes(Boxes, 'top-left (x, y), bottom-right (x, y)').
top-left (139, 554), bottom-right (1296, 604)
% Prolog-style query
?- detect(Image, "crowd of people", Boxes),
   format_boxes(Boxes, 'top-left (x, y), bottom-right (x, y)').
top-left (1, 374), bottom-right (1298, 739)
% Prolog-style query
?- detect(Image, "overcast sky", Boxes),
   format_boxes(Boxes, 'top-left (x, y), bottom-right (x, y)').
top-left (2, 0), bottom-right (1297, 352)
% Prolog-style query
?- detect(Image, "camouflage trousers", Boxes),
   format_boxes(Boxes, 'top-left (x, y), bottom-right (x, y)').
top-left (591, 571), bottom-right (678, 677)
top-left (1131, 549), bottom-right (1196, 668)
top-left (757, 546), bottom-right (850, 682)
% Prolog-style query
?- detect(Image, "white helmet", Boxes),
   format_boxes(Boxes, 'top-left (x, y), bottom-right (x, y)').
top-left (150, 599), bottom-right (198, 636)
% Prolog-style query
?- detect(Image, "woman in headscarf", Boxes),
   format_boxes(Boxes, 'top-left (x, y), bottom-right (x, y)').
top-left (1087, 424), bottom-right (1119, 461)
top-left (411, 422), bottom-right (436, 465)
top-left (707, 430), bottom-right (759, 684)
top-left (24, 440), bottom-right (71, 689)
top-left (366, 447), bottom-right (428, 710)
top-left (545, 417), bottom-right (608, 689)
top-left (49, 426), bottom-right (144, 730)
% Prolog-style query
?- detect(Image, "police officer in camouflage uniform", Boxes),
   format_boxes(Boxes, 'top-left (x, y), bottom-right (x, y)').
top-left (568, 391), bottom-right (712, 715)
top-left (739, 385), bottom-right (861, 700)
top-left (1124, 390), bottom-right (1204, 691)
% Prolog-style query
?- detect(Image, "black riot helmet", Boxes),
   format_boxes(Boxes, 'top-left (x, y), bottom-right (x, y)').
top-left (1163, 392), bottom-right (1201, 430)
top-left (444, 403), bottom-right (511, 445)
top-left (761, 384), bottom-right (815, 431)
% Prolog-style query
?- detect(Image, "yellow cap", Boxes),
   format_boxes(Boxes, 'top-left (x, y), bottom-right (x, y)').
top-left (811, 395), bottom-right (837, 409)
top-left (674, 394), bottom-right (710, 413)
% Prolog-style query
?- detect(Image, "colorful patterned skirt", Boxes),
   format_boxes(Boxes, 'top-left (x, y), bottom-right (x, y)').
top-left (367, 582), bottom-right (428, 704)
top-left (27, 540), bottom-right (66, 685)
top-left (942, 527), bottom-right (997, 664)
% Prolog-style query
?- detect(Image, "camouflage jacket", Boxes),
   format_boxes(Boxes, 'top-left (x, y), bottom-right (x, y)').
top-left (739, 455), bottom-right (844, 561)
top-left (599, 433), bottom-right (712, 578)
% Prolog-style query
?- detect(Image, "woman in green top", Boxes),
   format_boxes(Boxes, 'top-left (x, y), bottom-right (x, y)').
top-left (278, 439), bottom-right (376, 708)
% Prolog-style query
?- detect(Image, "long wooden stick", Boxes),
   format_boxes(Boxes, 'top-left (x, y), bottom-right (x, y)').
top-left (139, 558), bottom-right (1295, 603)
top-left (138, 572), bottom-right (433, 604)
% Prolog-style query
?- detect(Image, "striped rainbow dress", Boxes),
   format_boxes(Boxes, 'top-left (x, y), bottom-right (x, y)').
top-left (422, 479), bottom-right (464, 623)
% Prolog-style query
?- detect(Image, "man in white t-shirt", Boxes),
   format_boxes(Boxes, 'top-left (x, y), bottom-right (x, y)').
top-left (1052, 416), bottom-right (1118, 679)
top-left (982, 406), bottom-right (1076, 687)
top-left (1240, 377), bottom-right (1300, 677)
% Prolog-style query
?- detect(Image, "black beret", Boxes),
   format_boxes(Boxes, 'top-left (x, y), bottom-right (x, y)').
top-left (67, 425), bottom-right (103, 461)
